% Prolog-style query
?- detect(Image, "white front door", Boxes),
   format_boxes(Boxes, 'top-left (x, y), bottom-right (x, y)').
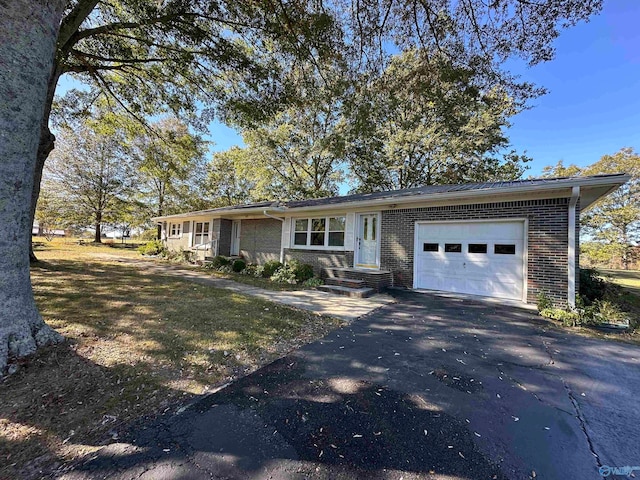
top-left (414, 220), bottom-right (525, 301)
top-left (230, 220), bottom-right (241, 256)
top-left (356, 213), bottom-right (379, 268)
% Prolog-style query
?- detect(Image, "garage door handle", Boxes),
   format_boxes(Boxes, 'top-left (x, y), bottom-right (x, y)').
top-left (463, 262), bottom-right (466, 267)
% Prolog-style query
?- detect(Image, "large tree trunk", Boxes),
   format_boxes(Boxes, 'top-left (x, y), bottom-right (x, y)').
top-left (94, 222), bottom-right (102, 243)
top-left (29, 59), bottom-right (61, 264)
top-left (0, 0), bottom-right (66, 374)
top-left (29, 117), bottom-right (57, 263)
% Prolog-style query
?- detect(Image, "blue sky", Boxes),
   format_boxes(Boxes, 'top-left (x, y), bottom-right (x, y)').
top-left (58, 1), bottom-right (639, 179)
top-left (506, 0), bottom-right (640, 176)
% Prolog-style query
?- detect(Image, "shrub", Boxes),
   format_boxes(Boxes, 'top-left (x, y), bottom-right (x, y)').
top-left (288, 259), bottom-right (315, 282)
top-left (242, 264), bottom-right (258, 276)
top-left (178, 248), bottom-right (193, 263)
top-left (303, 277), bottom-right (324, 287)
top-left (262, 260), bottom-right (282, 278)
top-left (138, 239), bottom-right (165, 256)
top-left (579, 268), bottom-right (607, 304)
top-left (232, 259), bottom-right (246, 272)
top-left (270, 264), bottom-right (297, 284)
top-left (208, 255), bottom-right (230, 269)
top-left (536, 290), bottom-right (553, 312)
top-left (136, 228), bottom-right (158, 241)
top-left (253, 265), bottom-right (265, 278)
top-left (587, 299), bottom-right (630, 326)
top-left (540, 308), bottom-right (580, 327)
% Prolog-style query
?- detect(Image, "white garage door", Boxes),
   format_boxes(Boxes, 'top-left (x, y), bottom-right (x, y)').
top-left (414, 220), bottom-right (525, 301)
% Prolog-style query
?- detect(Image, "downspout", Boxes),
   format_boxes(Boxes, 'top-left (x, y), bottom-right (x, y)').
top-left (263, 210), bottom-right (286, 263)
top-left (568, 186), bottom-right (580, 309)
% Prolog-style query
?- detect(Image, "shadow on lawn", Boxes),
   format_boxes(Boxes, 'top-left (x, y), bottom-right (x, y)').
top-left (0, 342), bottom-right (190, 480)
top-left (32, 259), bottom-right (323, 372)
top-left (3, 258), bottom-right (335, 479)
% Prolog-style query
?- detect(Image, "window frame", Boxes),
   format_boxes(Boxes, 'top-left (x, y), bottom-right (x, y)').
top-left (291, 215), bottom-right (346, 250)
top-left (444, 243), bottom-right (462, 253)
top-left (169, 222), bottom-right (182, 238)
top-left (193, 221), bottom-right (211, 246)
top-left (494, 244), bottom-right (517, 255)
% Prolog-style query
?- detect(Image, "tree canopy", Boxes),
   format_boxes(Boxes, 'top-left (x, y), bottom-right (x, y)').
top-left (130, 117), bottom-right (208, 219)
top-left (45, 116), bottom-right (134, 242)
top-left (541, 148), bottom-right (639, 269)
top-left (343, 49), bottom-right (531, 192)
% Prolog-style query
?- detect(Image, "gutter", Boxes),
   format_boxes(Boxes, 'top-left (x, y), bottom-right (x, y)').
top-left (568, 186), bottom-right (580, 309)
top-left (263, 209), bottom-right (286, 263)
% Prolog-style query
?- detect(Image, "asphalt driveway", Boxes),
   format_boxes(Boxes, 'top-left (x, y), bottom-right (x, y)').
top-left (61, 291), bottom-right (640, 480)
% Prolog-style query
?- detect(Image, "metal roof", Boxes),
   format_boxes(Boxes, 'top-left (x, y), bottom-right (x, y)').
top-left (152, 173), bottom-right (629, 221)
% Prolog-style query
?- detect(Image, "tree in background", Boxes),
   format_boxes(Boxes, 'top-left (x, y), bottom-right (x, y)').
top-left (214, 56), bottom-right (349, 201)
top-left (541, 148), bottom-right (639, 269)
top-left (35, 182), bottom-right (67, 241)
top-left (30, 0), bottom-right (343, 261)
top-left (540, 159), bottom-right (583, 177)
top-left (206, 147), bottom-right (258, 207)
top-left (44, 119), bottom-right (133, 243)
top-left (130, 118), bottom-right (207, 236)
top-left (581, 148), bottom-right (640, 270)
top-left (343, 50), bottom-right (530, 192)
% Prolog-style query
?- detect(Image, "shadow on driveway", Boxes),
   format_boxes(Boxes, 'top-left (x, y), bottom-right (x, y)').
top-left (61, 291), bottom-right (640, 480)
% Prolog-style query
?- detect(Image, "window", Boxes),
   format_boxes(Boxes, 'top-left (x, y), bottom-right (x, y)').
top-left (292, 216), bottom-right (346, 248)
top-left (169, 222), bottom-right (181, 237)
top-left (423, 243), bottom-right (439, 252)
top-left (468, 243), bottom-right (488, 254)
top-left (495, 244), bottom-right (516, 255)
top-left (194, 222), bottom-right (210, 245)
top-left (329, 217), bottom-right (345, 246)
top-left (445, 243), bottom-right (462, 253)
top-left (311, 218), bottom-right (326, 246)
top-left (294, 219), bottom-right (309, 246)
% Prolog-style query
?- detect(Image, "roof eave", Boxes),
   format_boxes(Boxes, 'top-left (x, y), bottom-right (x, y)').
top-left (282, 175), bottom-right (631, 213)
top-left (151, 174), bottom-right (630, 221)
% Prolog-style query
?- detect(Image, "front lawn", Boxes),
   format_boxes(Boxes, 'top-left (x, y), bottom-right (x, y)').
top-left (0, 239), bottom-right (342, 479)
top-left (600, 269), bottom-right (640, 325)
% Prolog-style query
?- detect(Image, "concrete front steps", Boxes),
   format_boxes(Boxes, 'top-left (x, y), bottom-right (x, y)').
top-left (317, 277), bottom-right (375, 298)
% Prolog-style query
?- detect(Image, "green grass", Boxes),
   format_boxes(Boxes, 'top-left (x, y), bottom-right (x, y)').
top-left (599, 269), bottom-right (640, 325)
top-left (0, 239), bottom-right (341, 479)
top-left (600, 269), bottom-right (640, 295)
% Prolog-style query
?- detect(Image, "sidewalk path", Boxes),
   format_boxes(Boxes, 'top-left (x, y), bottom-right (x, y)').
top-left (105, 256), bottom-right (395, 321)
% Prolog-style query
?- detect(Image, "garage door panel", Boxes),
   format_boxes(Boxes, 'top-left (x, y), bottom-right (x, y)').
top-left (415, 221), bottom-right (525, 301)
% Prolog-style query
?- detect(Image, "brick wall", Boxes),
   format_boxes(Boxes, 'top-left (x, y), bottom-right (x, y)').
top-left (239, 218), bottom-right (282, 264)
top-left (381, 198), bottom-right (574, 305)
top-left (284, 249), bottom-right (353, 273)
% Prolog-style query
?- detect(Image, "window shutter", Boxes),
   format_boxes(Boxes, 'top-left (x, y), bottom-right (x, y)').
top-left (281, 217), bottom-right (291, 249)
top-left (344, 212), bottom-right (355, 251)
